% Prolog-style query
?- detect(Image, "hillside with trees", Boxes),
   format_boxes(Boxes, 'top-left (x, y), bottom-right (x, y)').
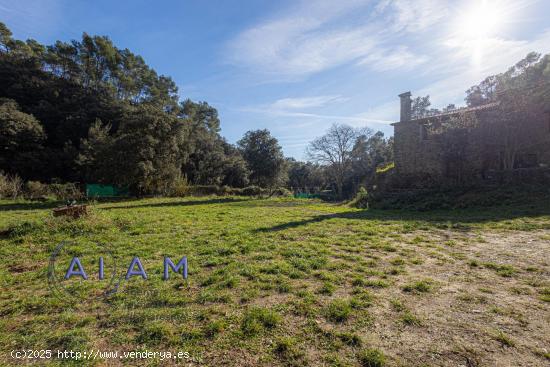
top-left (0, 22), bottom-right (393, 199)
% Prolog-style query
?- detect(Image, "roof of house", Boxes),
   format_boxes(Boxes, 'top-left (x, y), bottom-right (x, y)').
top-left (391, 101), bottom-right (500, 126)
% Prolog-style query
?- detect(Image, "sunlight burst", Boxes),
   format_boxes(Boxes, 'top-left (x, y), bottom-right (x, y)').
top-left (456, 0), bottom-right (506, 41)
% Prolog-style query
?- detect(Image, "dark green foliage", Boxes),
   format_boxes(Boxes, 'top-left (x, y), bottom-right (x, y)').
top-left (0, 23), bottom-right (255, 193)
top-left (287, 159), bottom-right (327, 191)
top-left (238, 129), bottom-right (287, 188)
top-left (240, 185), bottom-right (266, 196)
top-left (0, 99), bottom-right (45, 179)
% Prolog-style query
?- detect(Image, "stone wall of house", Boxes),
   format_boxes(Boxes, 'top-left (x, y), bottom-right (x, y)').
top-left (393, 122), bottom-right (445, 179)
top-left (392, 93), bottom-right (550, 187)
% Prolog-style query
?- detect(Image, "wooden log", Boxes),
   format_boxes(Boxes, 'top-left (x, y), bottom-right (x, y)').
top-left (53, 204), bottom-right (88, 218)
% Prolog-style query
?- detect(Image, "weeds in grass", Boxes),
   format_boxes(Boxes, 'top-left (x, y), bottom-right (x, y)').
top-left (274, 337), bottom-right (305, 366)
top-left (337, 332), bottom-right (362, 347)
top-left (241, 307), bottom-right (280, 336)
top-left (468, 259), bottom-right (480, 267)
top-left (390, 258), bottom-right (405, 266)
top-left (484, 263), bottom-right (517, 277)
top-left (204, 319), bottom-right (225, 338)
top-left (390, 299), bottom-right (406, 312)
top-left (493, 330), bottom-right (515, 347)
top-left (324, 300), bottom-right (352, 323)
top-left (400, 311), bottom-right (422, 326)
top-left (357, 348), bottom-right (386, 367)
top-left (402, 279), bottom-right (432, 293)
top-left (136, 322), bottom-right (174, 345)
top-left (318, 281), bottom-right (336, 295)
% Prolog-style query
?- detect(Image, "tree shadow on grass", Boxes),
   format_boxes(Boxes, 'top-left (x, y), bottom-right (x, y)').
top-left (101, 197), bottom-right (250, 210)
top-left (254, 205), bottom-right (550, 233)
top-left (0, 201), bottom-right (60, 212)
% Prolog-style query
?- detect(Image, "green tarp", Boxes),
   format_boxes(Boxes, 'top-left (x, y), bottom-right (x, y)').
top-left (86, 184), bottom-right (129, 197)
top-left (294, 193), bottom-right (320, 199)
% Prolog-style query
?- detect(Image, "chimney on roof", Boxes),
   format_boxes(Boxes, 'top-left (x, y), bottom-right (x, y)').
top-left (399, 92), bottom-right (412, 122)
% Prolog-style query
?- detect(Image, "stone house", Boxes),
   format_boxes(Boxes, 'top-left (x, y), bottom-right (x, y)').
top-left (391, 91), bottom-right (550, 186)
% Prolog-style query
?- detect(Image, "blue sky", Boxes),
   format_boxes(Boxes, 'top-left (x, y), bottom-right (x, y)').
top-left (2, 0), bottom-right (550, 159)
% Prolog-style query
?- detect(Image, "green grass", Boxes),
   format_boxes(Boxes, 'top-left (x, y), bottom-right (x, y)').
top-left (0, 196), bottom-right (549, 366)
top-left (241, 307), bottom-right (280, 336)
top-left (493, 330), bottom-right (515, 347)
top-left (402, 279), bottom-right (433, 293)
top-left (324, 299), bottom-right (352, 323)
top-left (357, 348), bottom-right (386, 367)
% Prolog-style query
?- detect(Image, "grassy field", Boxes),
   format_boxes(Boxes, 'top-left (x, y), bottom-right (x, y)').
top-left (0, 197), bottom-right (549, 366)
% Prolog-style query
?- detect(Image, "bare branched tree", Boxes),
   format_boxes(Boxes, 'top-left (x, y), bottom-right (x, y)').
top-left (307, 123), bottom-right (372, 199)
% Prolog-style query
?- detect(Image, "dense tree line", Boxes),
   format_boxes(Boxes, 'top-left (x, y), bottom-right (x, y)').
top-left (0, 23), bottom-right (288, 194)
top-left (0, 23), bottom-right (393, 198)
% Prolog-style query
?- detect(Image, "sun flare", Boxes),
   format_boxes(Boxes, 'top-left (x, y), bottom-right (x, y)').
top-left (456, 0), bottom-right (506, 41)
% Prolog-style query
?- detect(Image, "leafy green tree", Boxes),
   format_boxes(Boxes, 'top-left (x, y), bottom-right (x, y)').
top-left (110, 105), bottom-right (186, 194)
top-left (350, 131), bottom-right (393, 188)
top-left (76, 119), bottom-right (115, 183)
top-left (0, 23), bottom-right (12, 53)
top-left (238, 129), bottom-right (287, 188)
top-left (287, 159), bottom-right (326, 191)
top-left (221, 144), bottom-right (250, 187)
top-left (0, 99), bottom-right (45, 178)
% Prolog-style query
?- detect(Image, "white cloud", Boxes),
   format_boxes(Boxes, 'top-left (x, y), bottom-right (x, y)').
top-left (374, 0), bottom-right (448, 33)
top-left (240, 105), bottom-right (393, 125)
top-left (225, 0), bottom-right (435, 79)
top-left (227, 20), bottom-right (378, 77)
top-left (358, 45), bottom-right (428, 71)
top-left (270, 95), bottom-right (348, 110)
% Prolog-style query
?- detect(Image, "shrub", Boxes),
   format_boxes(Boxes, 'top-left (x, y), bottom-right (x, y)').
top-left (169, 174), bottom-right (189, 197)
top-left (272, 187), bottom-right (293, 197)
top-left (241, 185), bottom-right (264, 196)
top-left (357, 348), bottom-right (386, 367)
top-left (0, 172), bottom-right (23, 199)
top-left (227, 187), bottom-right (244, 196)
top-left (186, 185), bottom-right (221, 196)
top-left (218, 185), bottom-right (232, 196)
top-left (49, 183), bottom-right (83, 201)
top-left (25, 181), bottom-right (49, 199)
top-left (350, 187), bottom-right (369, 209)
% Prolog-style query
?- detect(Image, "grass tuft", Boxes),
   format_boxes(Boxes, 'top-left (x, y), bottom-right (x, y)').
top-left (324, 299), bottom-right (352, 323)
top-left (402, 279), bottom-right (432, 293)
top-left (241, 307), bottom-right (280, 336)
top-left (357, 348), bottom-right (386, 367)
